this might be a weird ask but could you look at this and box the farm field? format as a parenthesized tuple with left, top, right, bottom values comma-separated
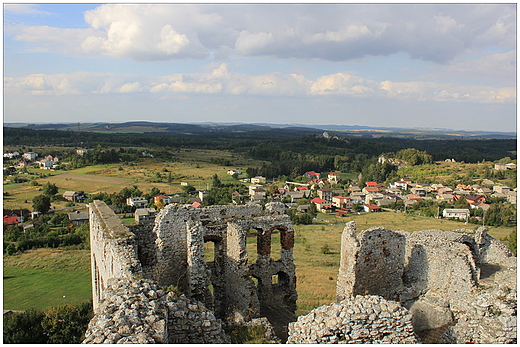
(3, 149, 262, 210)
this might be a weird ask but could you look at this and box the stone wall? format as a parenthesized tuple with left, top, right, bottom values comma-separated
(332, 222, 517, 344)
(87, 200, 297, 342)
(89, 200, 143, 312)
(287, 295, 418, 343)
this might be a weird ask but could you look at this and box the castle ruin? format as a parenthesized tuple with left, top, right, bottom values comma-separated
(85, 201, 516, 344)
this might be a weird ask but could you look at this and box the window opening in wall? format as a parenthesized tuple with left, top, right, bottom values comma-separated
(271, 229, 281, 259)
(246, 228, 260, 264)
(272, 274, 279, 285)
(204, 241, 216, 263)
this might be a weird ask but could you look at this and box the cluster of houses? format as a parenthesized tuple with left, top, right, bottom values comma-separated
(4, 149, 89, 171)
(241, 172, 517, 220)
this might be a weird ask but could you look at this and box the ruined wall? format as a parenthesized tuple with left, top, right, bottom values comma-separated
(88, 200, 297, 329)
(336, 223, 405, 302)
(89, 200, 142, 312)
(332, 222, 517, 344)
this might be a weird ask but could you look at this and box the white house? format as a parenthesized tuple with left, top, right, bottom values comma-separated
(442, 208, 470, 220)
(22, 152, 38, 161)
(3, 151, 20, 159)
(126, 197, 148, 208)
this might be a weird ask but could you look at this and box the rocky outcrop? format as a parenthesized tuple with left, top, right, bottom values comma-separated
(287, 295, 418, 344)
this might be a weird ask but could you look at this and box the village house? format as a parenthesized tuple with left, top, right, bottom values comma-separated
(22, 152, 38, 161)
(332, 196, 352, 210)
(410, 187, 427, 196)
(227, 169, 241, 175)
(126, 197, 148, 208)
(288, 191, 307, 203)
(506, 191, 517, 205)
(251, 176, 267, 184)
(349, 192, 366, 204)
(3, 215, 18, 225)
(348, 185, 361, 193)
(442, 208, 470, 220)
(307, 178, 328, 188)
(327, 173, 340, 184)
(3, 209, 30, 224)
(63, 191, 84, 202)
(481, 179, 495, 186)
(134, 208, 157, 225)
(495, 163, 517, 170)
(390, 180, 410, 190)
(76, 148, 88, 156)
(38, 159, 54, 169)
(437, 187, 454, 195)
(493, 185, 510, 194)
(310, 197, 328, 210)
(365, 192, 385, 204)
(363, 204, 381, 212)
(249, 184, 266, 202)
(470, 202, 491, 211)
(437, 193, 455, 203)
(317, 187, 333, 201)
(465, 194, 486, 204)
(3, 150, 20, 159)
(154, 195, 172, 206)
(477, 186, 493, 195)
(362, 186, 380, 195)
(68, 210, 89, 226)
(304, 171, 321, 179)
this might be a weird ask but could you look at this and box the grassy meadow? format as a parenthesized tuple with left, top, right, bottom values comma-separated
(3, 249, 92, 310)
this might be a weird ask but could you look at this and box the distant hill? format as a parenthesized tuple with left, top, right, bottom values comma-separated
(3, 121, 516, 139)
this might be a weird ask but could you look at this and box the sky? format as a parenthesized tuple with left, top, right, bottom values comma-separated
(3, 3, 517, 132)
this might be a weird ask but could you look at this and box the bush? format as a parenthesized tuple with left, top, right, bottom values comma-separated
(3, 309, 48, 343)
(41, 302, 93, 344)
(321, 244, 331, 254)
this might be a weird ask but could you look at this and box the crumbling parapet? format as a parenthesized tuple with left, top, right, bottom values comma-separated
(336, 223, 405, 302)
(332, 221, 516, 343)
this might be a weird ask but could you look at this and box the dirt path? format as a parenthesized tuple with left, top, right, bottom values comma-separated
(53, 173, 129, 184)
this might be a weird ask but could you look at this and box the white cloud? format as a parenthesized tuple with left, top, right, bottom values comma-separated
(6, 4, 515, 64)
(5, 65, 514, 104)
(4, 4, 52, 16)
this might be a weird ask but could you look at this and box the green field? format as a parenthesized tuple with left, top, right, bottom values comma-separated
(3, 249, 92, 310)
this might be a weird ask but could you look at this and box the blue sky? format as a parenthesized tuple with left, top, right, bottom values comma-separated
(3, 3, 516, 132)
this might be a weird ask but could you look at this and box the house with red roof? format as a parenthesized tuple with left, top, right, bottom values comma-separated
(304, 171, 321, 179)
(3, 215, 18, 225)
(363, 204, 381, 212)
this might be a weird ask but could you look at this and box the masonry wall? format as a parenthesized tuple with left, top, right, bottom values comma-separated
(89, 200, 297, 325)
(333, 222, 516, 343)
(89, 200, 142, 312)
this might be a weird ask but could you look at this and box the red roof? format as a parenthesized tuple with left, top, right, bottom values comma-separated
(192, 202, 201, 208)
(364, 204, 381, 210)
(366, 182, 378, 186)
(3, 216, 18, 225)
(311, 198, 326, 204)
(305, 171, 321, 178)
(296, 186, 309, 191)
(364, 187, 379, 192)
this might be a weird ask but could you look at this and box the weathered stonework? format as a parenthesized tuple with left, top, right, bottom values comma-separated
(287, 295, 418, 344)
(333, 222, 517, 344)
(88, 200, 515, 344)
(87, 200, 297, 343)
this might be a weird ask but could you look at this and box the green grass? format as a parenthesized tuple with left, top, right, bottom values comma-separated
(3, 249, 92, 310)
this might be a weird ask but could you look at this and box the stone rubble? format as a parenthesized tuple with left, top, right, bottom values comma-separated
(287, 295, 419, 344)
(82, 277, 230, 344)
